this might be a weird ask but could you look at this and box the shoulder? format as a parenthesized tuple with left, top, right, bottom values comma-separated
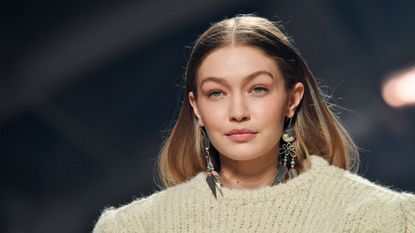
(310, 155, 415, 232)
(343, 172, 415, 232)
(310, 155, 412, 198)
(341, 181, 415, 232)
(92, 173, 206, 233)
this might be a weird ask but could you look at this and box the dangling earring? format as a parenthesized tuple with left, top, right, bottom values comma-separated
(201, 128, 223, 198)
(273, 117, 298, 185)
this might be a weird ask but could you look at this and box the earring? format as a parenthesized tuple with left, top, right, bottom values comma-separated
(273, 117, 298, 185)
(201, 128, 223, 198)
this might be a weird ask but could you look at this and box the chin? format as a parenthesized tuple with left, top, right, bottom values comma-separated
(219, 149, 265, 162)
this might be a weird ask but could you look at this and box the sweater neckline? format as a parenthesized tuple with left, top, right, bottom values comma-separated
(190, 155, 330, 205)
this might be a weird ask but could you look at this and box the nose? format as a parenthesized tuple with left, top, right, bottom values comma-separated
(228, 94, 251, 122)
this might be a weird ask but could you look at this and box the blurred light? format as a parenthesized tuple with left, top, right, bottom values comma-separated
(382, 66, 415, 108)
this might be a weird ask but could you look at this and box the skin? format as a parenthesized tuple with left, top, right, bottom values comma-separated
(189, 45, 304, 189)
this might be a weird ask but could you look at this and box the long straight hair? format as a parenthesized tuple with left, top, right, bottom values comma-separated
(158, 14, 359, 188)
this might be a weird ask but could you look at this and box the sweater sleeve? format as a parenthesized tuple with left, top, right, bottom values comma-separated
(93, 207, 118, 233)
(399, 192, 415, 233)
(92, 206, 146, 233)
(363, 191, 415, 233)
(344, 191, 415, 233)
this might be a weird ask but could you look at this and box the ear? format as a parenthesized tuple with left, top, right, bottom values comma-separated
(286, 82, 304, 118)
(188, 91, 204, 127)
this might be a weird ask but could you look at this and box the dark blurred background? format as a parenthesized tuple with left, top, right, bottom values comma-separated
(1, 1, 415, 232)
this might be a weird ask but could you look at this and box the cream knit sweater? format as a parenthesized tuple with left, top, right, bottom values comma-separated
(93, 155, 415, 232)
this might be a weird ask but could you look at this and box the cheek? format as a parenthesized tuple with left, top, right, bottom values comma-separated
(198, 102, 226, 129)
(252, 97, 286, 125)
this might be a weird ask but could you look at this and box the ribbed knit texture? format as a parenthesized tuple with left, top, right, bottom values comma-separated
(93, 155, 415, 233)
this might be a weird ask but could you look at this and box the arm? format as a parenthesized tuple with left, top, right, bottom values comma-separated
(399, 192, 415, 233)
(93, 206, 146, 233)
(349, 191, 415, 233)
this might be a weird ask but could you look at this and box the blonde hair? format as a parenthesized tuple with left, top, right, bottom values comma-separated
(158, 14, 359, 188)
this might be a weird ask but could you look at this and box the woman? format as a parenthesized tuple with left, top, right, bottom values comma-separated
(93, 15, 415, 232)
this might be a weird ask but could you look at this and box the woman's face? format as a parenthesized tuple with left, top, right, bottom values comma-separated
(189, 45, 303, 162)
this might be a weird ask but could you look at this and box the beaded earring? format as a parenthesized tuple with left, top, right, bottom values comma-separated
(273, 117, 298, 185)
(201, 128, 223, 198)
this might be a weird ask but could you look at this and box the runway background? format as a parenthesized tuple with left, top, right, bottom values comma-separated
(1, 1, 415, 232)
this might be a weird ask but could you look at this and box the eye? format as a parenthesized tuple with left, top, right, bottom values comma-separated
(207, 90, 224, 97)
(251, 86, 268, 94)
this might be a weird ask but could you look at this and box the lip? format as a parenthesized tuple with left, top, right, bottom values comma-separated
(226, 128, 257, 135)
(226, 128, 257, 142)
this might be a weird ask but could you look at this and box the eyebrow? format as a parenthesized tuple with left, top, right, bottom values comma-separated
(200, 70, 274, 87)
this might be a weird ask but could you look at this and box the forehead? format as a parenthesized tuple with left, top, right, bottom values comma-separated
(196, 45, 282, 84)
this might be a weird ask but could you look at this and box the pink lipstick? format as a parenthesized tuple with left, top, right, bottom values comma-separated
(225, 128, 257, 142)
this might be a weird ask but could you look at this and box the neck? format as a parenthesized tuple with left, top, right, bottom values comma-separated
(219, 149, 278, 189)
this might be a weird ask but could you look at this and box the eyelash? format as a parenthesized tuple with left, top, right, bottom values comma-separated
(206, 86, 269, 98)
(207, 90, 223, 97)
(251, 86, 268, 94)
